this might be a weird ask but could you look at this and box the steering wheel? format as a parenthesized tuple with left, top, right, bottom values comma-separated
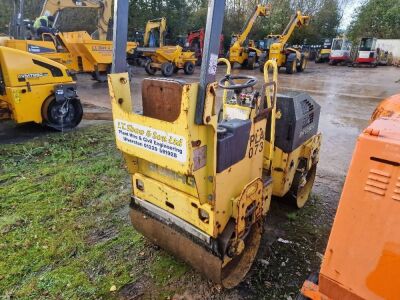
(218, 75, 258, 91)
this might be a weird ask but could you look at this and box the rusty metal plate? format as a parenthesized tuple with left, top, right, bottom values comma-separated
(142, 79, 183, 123)
(193, 145, 207, 171)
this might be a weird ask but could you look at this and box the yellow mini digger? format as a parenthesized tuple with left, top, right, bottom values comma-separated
(108, 0, 321, 287)
(0, 46, 82, 130)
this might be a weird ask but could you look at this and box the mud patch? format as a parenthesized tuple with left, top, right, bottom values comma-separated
(118, 277, 149, 300)
(86, 226, 119, 246)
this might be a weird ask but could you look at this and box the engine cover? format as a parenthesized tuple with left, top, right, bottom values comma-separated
(266, 91, 320, 153)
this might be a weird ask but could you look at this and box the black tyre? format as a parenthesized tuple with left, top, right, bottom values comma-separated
(285, 165, 317, 208)
(145, 61, 157, 75)
(247, 55, 256, 70)
(297, 56, 306, 72)
(183, 61, 195, 75)
(92, 64, 111, 83)
(42, 96, 83, 131)
(161, 62, 174, 77)
(285, 59, 296, 74)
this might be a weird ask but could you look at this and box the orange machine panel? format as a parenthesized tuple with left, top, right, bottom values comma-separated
(318, 115, 400, 300)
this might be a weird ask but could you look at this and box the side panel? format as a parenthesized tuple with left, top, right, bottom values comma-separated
(5, 39, 56, 53)
(0, 46, 72, 87)
(4, 85, 54, 123)
(60, 31, 137, 71)
(320, 124, 400, 299)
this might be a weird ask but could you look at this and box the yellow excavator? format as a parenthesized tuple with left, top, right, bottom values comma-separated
(108, 0, 321, 288)
(38, 0, 112, 40)
(6, 0, 112, 41)
(130, 18, 196, 77)
(258, 11, 310, 74)
(0, 46, 82, 130)
(143, 18, 167, 48)
(3, 0, 137, 82)
(228, 3, 271, 69)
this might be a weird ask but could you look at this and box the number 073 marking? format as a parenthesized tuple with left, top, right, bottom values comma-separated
(248, 128, 265, 158)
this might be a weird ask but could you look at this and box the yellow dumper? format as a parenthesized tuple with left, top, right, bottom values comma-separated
(130, 18, 196, 77)
(4, 32, 137, 82)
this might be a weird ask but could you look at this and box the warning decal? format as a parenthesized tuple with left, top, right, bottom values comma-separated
(115, 119, 187, 162)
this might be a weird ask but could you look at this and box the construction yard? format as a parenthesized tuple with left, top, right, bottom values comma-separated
(1, 63, 399, 299)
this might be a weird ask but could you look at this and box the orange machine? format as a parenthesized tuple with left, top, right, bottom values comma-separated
(300, 94, 400, 300)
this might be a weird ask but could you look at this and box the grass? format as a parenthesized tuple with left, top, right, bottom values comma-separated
(0, 124, 188, 299)
(0, 123, 337, 299)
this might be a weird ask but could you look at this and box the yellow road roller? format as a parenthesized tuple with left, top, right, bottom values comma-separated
(108, 0, 321, 287)
(0, 46, 82, 130)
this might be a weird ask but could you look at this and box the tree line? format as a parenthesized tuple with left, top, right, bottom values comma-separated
(0, 0, 399, 46)
(347, 0, 400, 40)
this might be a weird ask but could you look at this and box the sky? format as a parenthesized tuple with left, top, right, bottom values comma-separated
(340, 0, 363, 29)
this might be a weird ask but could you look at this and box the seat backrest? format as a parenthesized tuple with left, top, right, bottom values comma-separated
(142, 78, 184, 122)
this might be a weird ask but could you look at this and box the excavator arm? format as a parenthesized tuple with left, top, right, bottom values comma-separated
(278, 11, 310, 46)
(40, 0, 112, 40)
(143, 18, 167, 47)
(233, 4, 271, 47)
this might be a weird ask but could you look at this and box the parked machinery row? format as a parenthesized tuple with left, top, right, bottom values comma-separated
(2, 0, 314, 80)
(2, 0, 139, 83)
(312, 36, 393, 67)
(127, 3, 311, 77)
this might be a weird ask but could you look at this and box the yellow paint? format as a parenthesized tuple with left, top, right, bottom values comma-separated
(264, 134, 321, 197)
(108, 59, 276, 240)
(267, 11, 310, 69)
(228, 4, 272, 66)
(109, 55, 319, 258)
(143, 45, 196, 69)
(143, 18, 167, 47)
(133, 173, 214, 234)
(4, 31, 137, 75)
(0, 46, 74, 124)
